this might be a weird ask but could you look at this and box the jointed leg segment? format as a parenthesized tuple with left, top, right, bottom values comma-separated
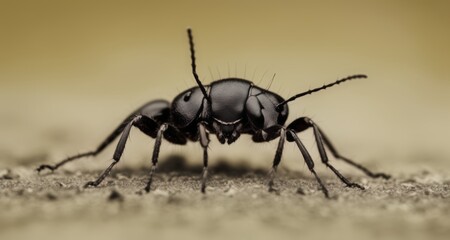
(36, 115, 136, 173)
(305, 118, 365, 189)
(144, 123, 168, 192)
(318, 128, 391, 179)
(288, 129, 330, 198)
(199, 124, 210, 193)
(278, 117, 390, 197)
(85, 115, 142, 188)
(268, 128, 286, 191)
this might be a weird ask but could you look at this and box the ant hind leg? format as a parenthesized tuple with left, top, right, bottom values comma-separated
(84, 115, 142, 188)
(36, 115, 136, 173)
(318, 126, 391, 179)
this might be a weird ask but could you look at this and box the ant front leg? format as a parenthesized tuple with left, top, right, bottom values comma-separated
(198, 124, 210, 193)
(85, 115, 143, 188)
(268, 128, 286, 192)
(286, 129, 330, 198)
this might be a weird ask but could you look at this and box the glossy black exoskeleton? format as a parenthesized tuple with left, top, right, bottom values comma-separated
(37, 29, 390, 198)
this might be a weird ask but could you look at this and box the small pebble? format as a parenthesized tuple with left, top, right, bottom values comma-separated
(225, 186, 237, 196)
(401, 183, 415, 188)
(46, 192, 58, 201)
(108, 189, 124, 202)
(296, 187, 305, 195)
(152, 189, 169, 197)
(116, 174, 128, 180)
(361, 178, 369, 185)
(268, 187, 280, 195)
(56, 182, 68, 188)
(0, 169, 9, 178)
(0, 169, 19, 180)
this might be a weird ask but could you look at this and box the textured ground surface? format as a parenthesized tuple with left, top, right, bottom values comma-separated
(0, 157, 449, 240)
(2, 2, 450, 239)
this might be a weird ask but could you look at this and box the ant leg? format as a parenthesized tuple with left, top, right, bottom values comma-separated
(268, 128, 286, 192)
(36, 115, 135, 173)
(287, 129, 330, 198)
(318, 127, 391, 179)
(36, 152, 96, 173)
(199, 124, 210, 193)
(288, 117, 365, 189)
(144, 124, 168, 192)
(309, 118, 365, 189)
(84, 116, 142, 188)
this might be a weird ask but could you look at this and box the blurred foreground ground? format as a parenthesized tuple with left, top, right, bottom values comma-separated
(0, 156, 449, 240)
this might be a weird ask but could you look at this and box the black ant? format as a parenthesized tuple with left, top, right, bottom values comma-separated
(37, 29, 390, 198)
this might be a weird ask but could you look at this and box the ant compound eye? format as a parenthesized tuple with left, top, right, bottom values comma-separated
(183, 91, 192, 101)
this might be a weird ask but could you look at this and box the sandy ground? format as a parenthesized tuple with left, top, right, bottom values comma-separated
(1, 2, 450, 239)
(0, 155, 449, 240)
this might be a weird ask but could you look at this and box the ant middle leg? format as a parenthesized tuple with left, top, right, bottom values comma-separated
(143, 124, 168, 192)
(268, 128, 286, 192)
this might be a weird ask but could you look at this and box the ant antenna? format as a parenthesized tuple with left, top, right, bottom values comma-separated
(187, 28, 209, 100)
(275, 74, 367, 111)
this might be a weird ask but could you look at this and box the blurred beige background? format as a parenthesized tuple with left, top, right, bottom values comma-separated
(0, 0, 449, 174)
